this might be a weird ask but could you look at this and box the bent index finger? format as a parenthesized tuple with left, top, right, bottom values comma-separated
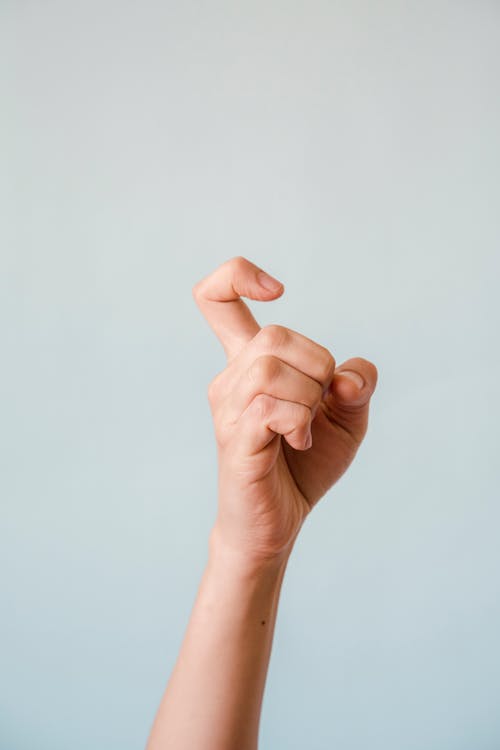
(192, 256, 284, 362)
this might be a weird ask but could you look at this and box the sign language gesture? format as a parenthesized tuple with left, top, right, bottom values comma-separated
(146, 256, 379, 749)
(193, 256, 378, 566)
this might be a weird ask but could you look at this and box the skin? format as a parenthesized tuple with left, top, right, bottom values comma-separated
(146, 256, 378, 749)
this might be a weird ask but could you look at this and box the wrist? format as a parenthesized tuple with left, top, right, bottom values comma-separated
(208, 524, 293, 579)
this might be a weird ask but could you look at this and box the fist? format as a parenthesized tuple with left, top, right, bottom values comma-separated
(193, 257, 378, 565)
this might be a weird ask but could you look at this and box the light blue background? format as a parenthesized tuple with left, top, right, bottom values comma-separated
(1, 2, 499, 748)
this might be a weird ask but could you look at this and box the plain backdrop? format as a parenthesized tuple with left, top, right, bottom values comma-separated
(1, 2, 499, 748)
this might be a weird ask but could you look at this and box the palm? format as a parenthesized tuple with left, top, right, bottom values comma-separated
(221, 395, 367, 558)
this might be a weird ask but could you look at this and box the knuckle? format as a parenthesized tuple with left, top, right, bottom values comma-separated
(258, 324, 288, 350)
(229, 255, 248, 273)
(251, 393, 275, 419)
(249, 354, 281, 385)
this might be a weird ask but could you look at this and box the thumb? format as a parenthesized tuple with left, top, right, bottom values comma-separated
(322, 357, 379, 444)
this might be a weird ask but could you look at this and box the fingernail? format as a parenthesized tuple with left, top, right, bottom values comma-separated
(338, 370, 365, 390)
(304, 429, 313, 449)
(257, 270, 283, 292)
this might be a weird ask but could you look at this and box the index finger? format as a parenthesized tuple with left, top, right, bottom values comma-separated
(192, 256, 285, 361)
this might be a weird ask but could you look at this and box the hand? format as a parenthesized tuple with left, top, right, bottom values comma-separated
(193, 256, 378, 566)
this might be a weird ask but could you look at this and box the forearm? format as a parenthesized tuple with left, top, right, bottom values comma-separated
(146, 530, 291, 750)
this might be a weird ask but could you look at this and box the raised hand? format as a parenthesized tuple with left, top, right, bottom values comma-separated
(193, 256, 378, 566)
